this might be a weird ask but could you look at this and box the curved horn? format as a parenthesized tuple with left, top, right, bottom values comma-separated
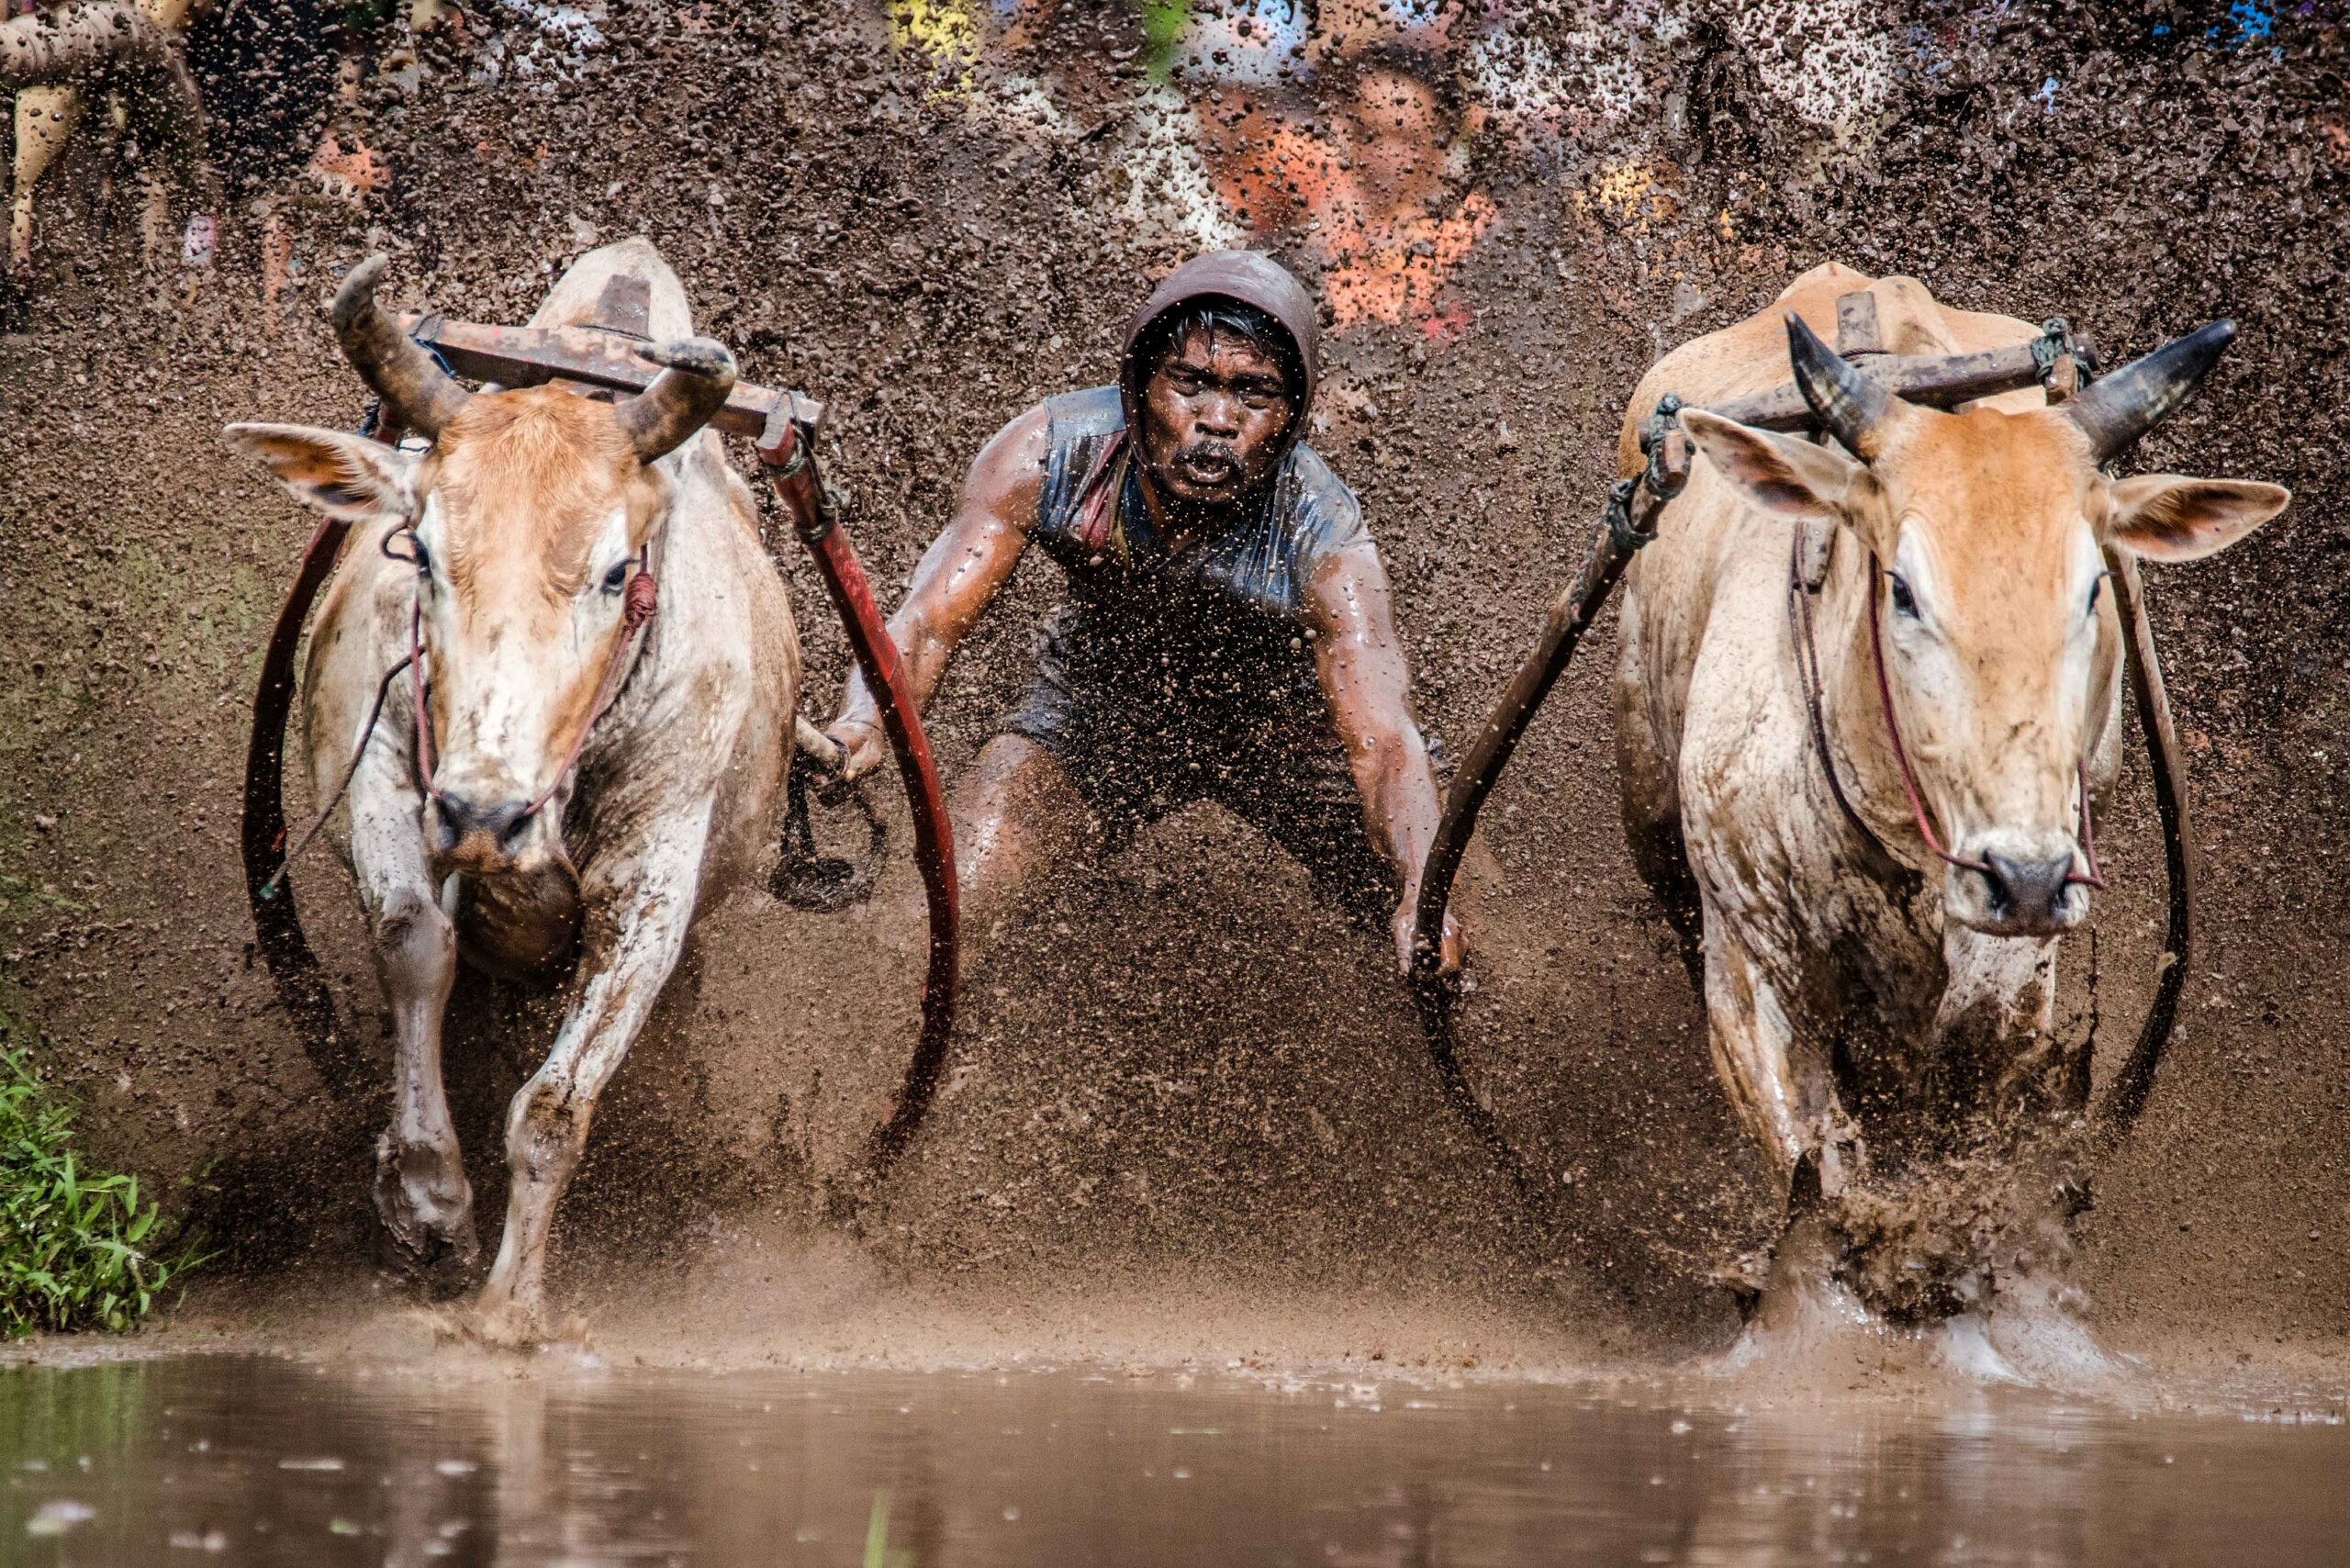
(616, 338, 737, 464)
(2065, 319, 2235, 464)
(330, 254, 471, 438)
(1786, 311, 1891, 461)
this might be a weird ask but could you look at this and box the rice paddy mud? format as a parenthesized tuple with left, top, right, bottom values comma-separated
(1, 1, 2347, 1561)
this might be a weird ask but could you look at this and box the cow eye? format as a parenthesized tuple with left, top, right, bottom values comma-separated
(1886, 572, 1919, 619)
(2087, 571, 2108, 615)
(601, 560, 629, 595)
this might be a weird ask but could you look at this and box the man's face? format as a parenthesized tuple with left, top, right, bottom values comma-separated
(1137, 324, 1294, 510)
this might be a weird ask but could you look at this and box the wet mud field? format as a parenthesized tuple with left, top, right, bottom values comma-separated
(3, 0, 2350, 1558)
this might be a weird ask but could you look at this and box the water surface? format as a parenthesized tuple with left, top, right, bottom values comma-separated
(2, 1352, 2345, 1564)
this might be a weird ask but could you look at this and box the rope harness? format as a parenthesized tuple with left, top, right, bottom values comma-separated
(1786, 525, 2106, 891)
(261, 524, 659, 895)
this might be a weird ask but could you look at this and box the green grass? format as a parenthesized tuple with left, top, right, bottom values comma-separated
(0, 1043, 205, 1335)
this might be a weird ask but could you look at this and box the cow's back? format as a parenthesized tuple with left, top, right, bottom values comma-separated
(1611, 263, 2042, 856)
(531, 235, 699, 339)
(1614, 262, 2044, 478)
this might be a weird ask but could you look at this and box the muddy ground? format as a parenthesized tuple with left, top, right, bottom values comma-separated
(0, 0, 2344, 1361)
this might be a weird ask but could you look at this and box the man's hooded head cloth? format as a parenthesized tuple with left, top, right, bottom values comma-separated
(1116, 250, 1321, 468)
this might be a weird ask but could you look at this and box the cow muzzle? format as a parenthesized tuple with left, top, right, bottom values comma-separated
(1945, 827, 2090, 938)
(427, 781, 558, 879)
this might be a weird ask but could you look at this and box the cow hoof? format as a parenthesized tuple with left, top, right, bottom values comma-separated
(462, 1296, 550, 1351)
(373, 1136, 479, 1292)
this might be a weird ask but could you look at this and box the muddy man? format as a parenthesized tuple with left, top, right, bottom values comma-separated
(823, 251, 1460, 976)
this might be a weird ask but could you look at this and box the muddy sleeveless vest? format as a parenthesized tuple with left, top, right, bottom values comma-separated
(1024, 385, 1370, 743)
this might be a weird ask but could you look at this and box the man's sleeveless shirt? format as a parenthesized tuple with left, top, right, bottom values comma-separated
(1015, 385, 1370, 747)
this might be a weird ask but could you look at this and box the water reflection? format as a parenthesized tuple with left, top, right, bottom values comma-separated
(0, 1354, 2344, 1564)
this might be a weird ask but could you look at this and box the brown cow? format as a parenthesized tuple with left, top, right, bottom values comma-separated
(229, 239, 800, 1344)
(1615, 263, 2288, 1366)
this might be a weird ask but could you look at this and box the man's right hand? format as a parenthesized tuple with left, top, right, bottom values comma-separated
(822, 717, 889, 783)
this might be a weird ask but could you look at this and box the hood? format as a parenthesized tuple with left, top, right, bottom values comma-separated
(1118, 251, 1320, 467)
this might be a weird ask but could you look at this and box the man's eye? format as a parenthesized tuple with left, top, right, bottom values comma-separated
(1887, 573, 1919, 619)
(602, 561, 629, 595)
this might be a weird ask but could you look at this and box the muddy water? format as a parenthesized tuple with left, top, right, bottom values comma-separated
(2, 1354, 2346, 1566)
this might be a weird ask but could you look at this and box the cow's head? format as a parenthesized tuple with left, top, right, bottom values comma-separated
(1682, 315, 2288, 938)
(230, 255, 735, 880)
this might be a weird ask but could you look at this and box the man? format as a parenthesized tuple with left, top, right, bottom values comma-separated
(823, 251, 1460, 976)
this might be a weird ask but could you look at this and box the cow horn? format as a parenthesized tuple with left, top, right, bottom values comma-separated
(1785, 311, 1891, 461)
(616, 338, 737, 464)
(330, 254, 471, 438)
(2065, 319, 2235, 464)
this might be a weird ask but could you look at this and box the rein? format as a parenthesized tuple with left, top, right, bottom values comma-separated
(1789, 529, 2106, 892)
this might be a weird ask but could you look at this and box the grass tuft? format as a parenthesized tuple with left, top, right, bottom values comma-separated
(0, 1042, 205, 1335)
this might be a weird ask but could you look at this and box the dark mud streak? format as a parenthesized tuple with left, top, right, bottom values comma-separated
(0, 2, 2341, 1355)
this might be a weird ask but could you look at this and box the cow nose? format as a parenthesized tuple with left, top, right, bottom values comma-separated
(1979, 850, 2075, 926)
(435, 792, 531, 853)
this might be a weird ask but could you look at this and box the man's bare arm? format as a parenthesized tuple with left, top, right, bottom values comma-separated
(825, 403, 1052, 777)
(1305, 542, 1461, 977)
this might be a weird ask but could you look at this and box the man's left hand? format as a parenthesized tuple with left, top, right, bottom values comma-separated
(1392, 896, 1463, 980)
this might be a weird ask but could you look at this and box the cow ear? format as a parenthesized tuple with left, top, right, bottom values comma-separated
(1679, 409, 1866, 526)
(226, 422, 420, 522)
(2098, 473, 2289, 563)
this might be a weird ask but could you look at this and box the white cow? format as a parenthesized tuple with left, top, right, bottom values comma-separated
(230, 239, 800, 1343)
(1615, 263, 2288, 1334)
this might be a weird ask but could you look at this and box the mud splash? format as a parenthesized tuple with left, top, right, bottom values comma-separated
(0, 0, 2343, 1370)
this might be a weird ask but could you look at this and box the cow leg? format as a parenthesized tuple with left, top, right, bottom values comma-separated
(347, 774, 478, 1281)
(1702, 916, 1862, 1301)
(1704, 920, 1826, 1189)
(469, 826, 705, 1347)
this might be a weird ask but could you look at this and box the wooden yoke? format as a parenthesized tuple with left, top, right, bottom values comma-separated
(395, 278, 824, 446)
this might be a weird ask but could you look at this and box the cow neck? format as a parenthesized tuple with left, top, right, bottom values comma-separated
(408, 523, 666, 825)
(1789, 521, 2105, 891)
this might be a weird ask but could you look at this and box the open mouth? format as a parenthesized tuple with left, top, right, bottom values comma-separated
(1178, 449, 1237, 486)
